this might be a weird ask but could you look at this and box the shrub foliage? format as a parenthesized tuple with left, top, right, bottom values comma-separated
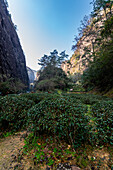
(0, 93, 113, 148)
(0, 95, 34, 131)
(90, 100, 113, 145)
(27, 97, 89, 148)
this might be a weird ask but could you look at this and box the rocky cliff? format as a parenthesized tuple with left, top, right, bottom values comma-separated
(27, 67, 35, 84)
(0, 0, 29, 87)
(27, 66, 39, 84)
(62, 6, 113, 75)
(61, 19, 99, 75)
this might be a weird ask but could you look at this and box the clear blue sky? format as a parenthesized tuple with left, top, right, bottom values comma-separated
(7, 0, 92, 70)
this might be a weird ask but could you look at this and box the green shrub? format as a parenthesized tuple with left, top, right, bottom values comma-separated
(0, 78, 27, 95)
(64, 93, 111, 105)
(35, 78, 68, 91)
(0, 96, 35, 132)
(63, 94, 97, 105)
(21, 93, 61, 104)
(90, 100, 113, 145)
(0, 92, 112, 148)
(21, 93, 44, 104)
(27, 97, 89, 148)
(70, 84, 85, 92)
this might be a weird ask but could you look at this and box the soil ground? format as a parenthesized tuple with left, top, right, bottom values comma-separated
(0, 131, 112, 170)
(0, 131, 35, 170)
(0, 132, 80, 170)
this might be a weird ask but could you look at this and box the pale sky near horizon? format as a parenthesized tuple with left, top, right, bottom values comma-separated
(7, 0, 93, 71)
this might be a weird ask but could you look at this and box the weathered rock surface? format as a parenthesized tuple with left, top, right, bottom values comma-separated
(27, 66, 35, 83)
(62, 8, 113, 75)
(27, 66, 39, 84)
(0, 0, 29, 86)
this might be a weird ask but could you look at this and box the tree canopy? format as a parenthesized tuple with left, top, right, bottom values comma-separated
(38, 49, 68, 68)
(35, 50, 69, 91)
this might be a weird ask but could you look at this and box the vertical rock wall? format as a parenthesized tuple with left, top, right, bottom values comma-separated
(0, 0, 29, 87)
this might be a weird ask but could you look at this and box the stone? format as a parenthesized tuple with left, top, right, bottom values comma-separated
(27, 67, 35, 84)
(71, 165, 81, 170)
(0, 0, 29, 87)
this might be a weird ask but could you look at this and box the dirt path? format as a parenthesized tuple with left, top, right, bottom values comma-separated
(0, 131, 34, 170)
(0, 132, 81, 170)
(0, 132, 112, 170)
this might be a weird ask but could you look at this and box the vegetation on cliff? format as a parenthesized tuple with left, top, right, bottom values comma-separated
(82, 12, 113, 92)
(0, 0, 29, 95)
(64, 0, 113, 94)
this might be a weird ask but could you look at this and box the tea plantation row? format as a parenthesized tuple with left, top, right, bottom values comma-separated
(0, 93, 113, 148)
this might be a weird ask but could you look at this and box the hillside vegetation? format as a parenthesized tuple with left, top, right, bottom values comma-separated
(62, 0, 113, 96)
(0, 93, 113, 169)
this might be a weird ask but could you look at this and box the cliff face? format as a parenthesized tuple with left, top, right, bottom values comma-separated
(62, 7, 113, 75)
(27, 67, 39, 84)
(27, 67, 35, 84)
(61, 50, 83, 75)
(0, 0, 29, 86)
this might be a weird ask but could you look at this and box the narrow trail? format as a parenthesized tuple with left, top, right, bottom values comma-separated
(0, 131, 34, 170)
(0, 132, 81, 170)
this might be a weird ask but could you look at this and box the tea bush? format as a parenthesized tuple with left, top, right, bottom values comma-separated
(27, 97, 89, 148)
(90, 100, 113, 145)
(64, 93, 111, 105)
(0, 96, 35, 132)
(0, 92, 112, 148)
(21, 93, 45, 104)
(21, 93, 60, 104)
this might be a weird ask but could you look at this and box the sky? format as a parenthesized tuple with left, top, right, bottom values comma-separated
(7, 0, 93, 70)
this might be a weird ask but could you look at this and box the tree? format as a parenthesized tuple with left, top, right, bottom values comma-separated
(36, 50, 69, 91)
(72, 14, 99, 68)
(38, 49, 68, 68)
(82, 15, 113, 92)
(101, 15, 113, 38)
(72, 15, 90, 51)
(91, 0, 113, 19)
